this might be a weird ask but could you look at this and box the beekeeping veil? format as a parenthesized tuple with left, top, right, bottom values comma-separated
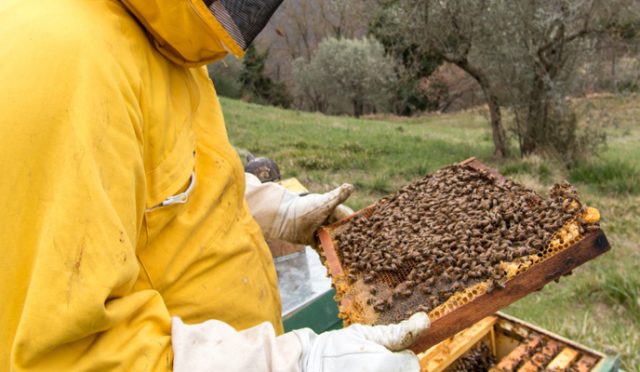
(121, 0, 284, 66)
(204, 0, 282, 52)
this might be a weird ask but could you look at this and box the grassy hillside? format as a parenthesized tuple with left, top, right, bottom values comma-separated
(222, 95, 640, 370)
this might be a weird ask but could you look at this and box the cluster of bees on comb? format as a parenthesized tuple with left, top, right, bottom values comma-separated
(333, 164, 599, 318)
(448, 341, 495, 371)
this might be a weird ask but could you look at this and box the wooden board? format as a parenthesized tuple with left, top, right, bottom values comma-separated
(546, 348, 580, 370)
(316, 157, 612, 353)
(418, 316, 497, 372)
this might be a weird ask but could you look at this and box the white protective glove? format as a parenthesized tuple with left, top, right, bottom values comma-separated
(171, 312, 430, 372)
(245, 173, 354, 245)
(296, 312, 430, 372)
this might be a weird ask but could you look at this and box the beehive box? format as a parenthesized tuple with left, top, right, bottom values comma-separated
(418, 313, 616, 372)
(317, 158, 611, 352)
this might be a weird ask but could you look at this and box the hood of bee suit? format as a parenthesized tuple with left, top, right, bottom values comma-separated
(120, 0, 284, 66)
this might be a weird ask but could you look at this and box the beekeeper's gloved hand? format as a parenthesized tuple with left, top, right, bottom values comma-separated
(172, 312, 430, 372)
(297, 312, 430, 371)
(245, 172, 354, 245)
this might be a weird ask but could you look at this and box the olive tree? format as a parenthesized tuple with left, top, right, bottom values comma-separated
(379, 0, 636, 161)
(255, 0, 373, 86)
(293, 37, 396, 117)
(496, 1, 636, 157)
(380, 0, 509, 158)
(369, 5, 443, 115)
(291, 58, 329, 112)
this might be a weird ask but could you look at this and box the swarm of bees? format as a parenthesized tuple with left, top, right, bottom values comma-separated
(334, 164, 596, 317)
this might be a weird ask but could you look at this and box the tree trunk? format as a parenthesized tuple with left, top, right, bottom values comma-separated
(353, 99, 363, 118)
(521, 74, 548, 156)
(457, 60, 508, 158)
(611, 44, 617, 92)
(485, 90, 508, 159)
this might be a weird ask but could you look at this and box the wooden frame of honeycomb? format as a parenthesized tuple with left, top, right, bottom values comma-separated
(317, 158, 611, 352)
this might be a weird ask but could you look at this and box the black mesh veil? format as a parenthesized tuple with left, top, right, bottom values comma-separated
(204, 0, 284, 51)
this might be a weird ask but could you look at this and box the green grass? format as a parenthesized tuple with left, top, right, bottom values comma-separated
(570, 159, 640, 195)
(222, 94, 640, 370)
(500, 158, 556, 185)
(223, 98, 493, 209)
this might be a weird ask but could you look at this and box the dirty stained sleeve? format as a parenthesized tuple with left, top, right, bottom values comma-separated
(0, 32, 172, 371)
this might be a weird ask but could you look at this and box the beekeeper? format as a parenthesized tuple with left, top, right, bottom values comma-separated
(0, 0, 430, 370)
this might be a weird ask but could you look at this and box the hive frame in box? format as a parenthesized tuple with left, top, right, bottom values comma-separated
(316, 157, 611, 353)
(417, 312, 619, 372)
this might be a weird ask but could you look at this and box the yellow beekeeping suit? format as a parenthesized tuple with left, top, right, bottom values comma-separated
(0, 0, 282, 370)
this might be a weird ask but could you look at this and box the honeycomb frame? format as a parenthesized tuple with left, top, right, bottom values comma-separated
(316, 157, 611, 350)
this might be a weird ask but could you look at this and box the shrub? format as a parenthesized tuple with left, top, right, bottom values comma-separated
(293, 37, 397, 117)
